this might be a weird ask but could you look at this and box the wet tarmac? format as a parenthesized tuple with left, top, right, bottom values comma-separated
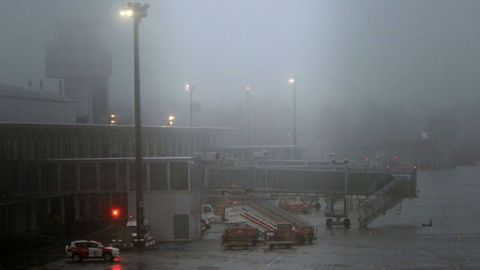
(33, 167, 480, 269)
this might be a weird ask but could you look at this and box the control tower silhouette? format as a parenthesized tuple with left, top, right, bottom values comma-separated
(45, 22, 112, 124)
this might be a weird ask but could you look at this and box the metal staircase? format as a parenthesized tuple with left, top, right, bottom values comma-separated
(225, 205, 278, 233)
(357, 173, 417, 228)
(251, 200, 310, 226)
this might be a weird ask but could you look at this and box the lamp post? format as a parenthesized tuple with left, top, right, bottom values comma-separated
(288, 77, 297, 145)
(120, 2, 149, 246)
(167, 114, 176, 127)
(185, 83, 194, 126)
(245, 85, 252, 145)
(109, 113, 117, 125)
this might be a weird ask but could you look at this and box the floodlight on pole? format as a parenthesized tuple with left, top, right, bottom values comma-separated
(167, 114, 176, 127)
(185, 83, 194, 126)
(245, 85, 252, 145)
(109, 113, 117, 125)
(120, 1, 149, 247)
(288, 77, 297, 145)
(120, 9, 134, 17)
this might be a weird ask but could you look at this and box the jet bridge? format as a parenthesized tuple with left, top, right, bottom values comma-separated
(205, 166, 403, 195)
(204, 163, 417, 227)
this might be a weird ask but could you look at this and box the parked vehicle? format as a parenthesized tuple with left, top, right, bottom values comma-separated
(221, 223, 258, 249)
(278, 198, 311, 214)
(312, 200, 321, 210)
(294, 224, 316, 244)
(65, 240, 119, 262)
(201, 218, 211, 232)
(265, 222, 296, 249)
(201, 204, 222, 223)
(110, 218, 155, 249)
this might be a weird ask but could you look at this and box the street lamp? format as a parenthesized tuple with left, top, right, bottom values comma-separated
(109, 113, 117, 125)
(185, 83, 195, 126)
(120, 2, 149, 246)
(288, 77, 297, 145)
(167, 114, 176, 127)
(119, 8, 134, 17)
(245, 85, 252, 145)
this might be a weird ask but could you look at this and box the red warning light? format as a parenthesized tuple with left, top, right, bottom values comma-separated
(111, 208, 120, 218)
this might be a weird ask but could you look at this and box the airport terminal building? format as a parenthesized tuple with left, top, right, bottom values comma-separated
(0, 123, 230, 241)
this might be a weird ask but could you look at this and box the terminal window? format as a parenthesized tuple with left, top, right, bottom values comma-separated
(170, 162, 188, 191)
(150, 162, 167, 190)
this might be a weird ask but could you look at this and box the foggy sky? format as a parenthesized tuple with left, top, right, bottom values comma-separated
(1, 0, 480, 132)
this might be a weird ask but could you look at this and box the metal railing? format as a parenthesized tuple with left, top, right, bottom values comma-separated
(357, 174, 417, 228)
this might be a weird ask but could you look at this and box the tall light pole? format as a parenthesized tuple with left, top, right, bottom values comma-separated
(288, 77, 297, 145)
(245, 85, 252, 145)
(185, 83, 194, 126)
(120, 2, 149, 245)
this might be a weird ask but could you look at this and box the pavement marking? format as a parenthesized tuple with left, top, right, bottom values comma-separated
(265, 255, 283, 268)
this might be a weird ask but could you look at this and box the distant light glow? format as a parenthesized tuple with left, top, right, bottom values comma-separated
(120, 9, 134, 17)
(245, 85, 251, 91)
(185, 83, 191, 91)
(288, 78, 295, 84)
(167, 114, 176, 127)
(110, 113, 117, 125)
(111, 208, 120, 218)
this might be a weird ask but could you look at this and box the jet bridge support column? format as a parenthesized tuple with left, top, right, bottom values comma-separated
(325, 161, 351, 229)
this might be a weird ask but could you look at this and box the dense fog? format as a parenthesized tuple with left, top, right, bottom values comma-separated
(1, 0, 480, 162)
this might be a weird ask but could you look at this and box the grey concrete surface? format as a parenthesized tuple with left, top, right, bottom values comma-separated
(35, 167, 480, 269)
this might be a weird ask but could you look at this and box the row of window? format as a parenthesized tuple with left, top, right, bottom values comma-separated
(222, 147, 304, 161)
(0, 160, 202, 193)
(206, 168, 393, 194)
(0, 135, 215, 160)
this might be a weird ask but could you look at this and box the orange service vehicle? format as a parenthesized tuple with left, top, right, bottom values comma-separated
(278, 198, 311, 214)
(294, 224, 316, 244)
(265, 222, 296, 249)
(221, 223, 258, 249)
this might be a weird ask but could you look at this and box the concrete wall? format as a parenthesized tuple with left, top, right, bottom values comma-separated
(128, 191, 201, 242)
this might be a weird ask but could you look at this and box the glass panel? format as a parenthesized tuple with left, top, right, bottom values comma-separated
(170, 162, 188, 191)
(60, 163, 77, 190)
(128, 163, 146, 191)
(118, 163, 127, 190)
(99, 163, 116, 190)
(79, 163, 97, 190)
(41, 163, 58, 191)
(25, 163, 39, 191)
(150, 162, 167, 190)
